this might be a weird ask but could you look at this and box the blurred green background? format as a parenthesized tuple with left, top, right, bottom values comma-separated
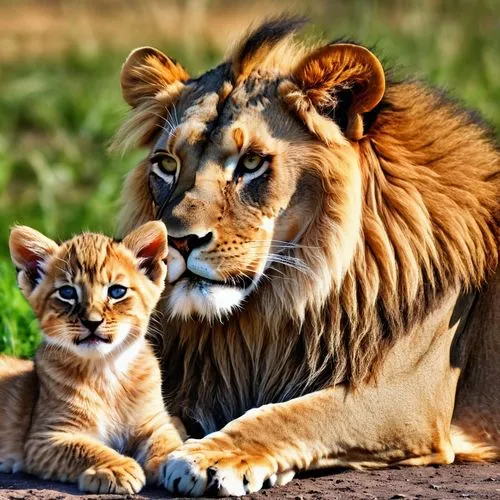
(0, 0, 499, 357)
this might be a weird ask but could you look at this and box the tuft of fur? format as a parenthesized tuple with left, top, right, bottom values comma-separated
(451, 425, 499, 462)
(230, 15, 307, 82)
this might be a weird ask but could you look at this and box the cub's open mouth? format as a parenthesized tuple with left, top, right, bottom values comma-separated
(177, 270, 254, 290)
(75, 333, 111, 346)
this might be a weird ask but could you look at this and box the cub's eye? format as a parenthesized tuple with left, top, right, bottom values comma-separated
(58, 285, 77, 301)
(240, 153, 265, 172)
(151, 152, 178, 175)
(108, 284, 127, 300)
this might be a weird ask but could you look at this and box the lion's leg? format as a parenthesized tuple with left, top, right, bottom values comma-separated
(160, 293, 464, 497)
(452, 269, 500, 461)
(161, 380, 456, 496)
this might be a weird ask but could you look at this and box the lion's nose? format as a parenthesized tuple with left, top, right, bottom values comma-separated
(168, 232, 213, 259)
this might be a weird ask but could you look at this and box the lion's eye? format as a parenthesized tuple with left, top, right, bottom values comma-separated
(151, 153, 178, 175)
(240, 153, 265, 172)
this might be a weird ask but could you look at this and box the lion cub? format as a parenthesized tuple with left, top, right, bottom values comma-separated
(0, 221, 183, 494)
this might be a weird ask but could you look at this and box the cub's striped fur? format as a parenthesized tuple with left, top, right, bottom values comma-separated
(0, 221, 184, 494)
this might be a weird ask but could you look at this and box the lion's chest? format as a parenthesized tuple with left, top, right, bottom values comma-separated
(160, 324, 330, 437)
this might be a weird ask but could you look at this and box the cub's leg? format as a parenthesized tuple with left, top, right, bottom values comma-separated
(135, 413, 186, 484)
(24, 432, 145, 494)
(0, 356, 36, 474)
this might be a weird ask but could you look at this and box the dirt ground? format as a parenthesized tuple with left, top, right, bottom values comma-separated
(1, 464, 499, 499)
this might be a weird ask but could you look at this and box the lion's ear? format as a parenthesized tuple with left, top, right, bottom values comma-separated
(283, 43, 385, 141)
(120, 47, 190, 108)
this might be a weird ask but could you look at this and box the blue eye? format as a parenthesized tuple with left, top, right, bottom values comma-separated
(108, 284, 127, 300)
(58, 285, 77, 300)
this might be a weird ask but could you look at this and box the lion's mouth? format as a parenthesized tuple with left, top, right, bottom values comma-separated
(166, 261, 256, 318)
(167, 246, 256, 291)
(176, 270, 254, 290)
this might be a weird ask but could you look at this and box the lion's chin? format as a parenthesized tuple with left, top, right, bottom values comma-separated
(167, 278, 247, 321)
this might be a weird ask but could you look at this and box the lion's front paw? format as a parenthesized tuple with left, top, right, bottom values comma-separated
(78, 457, 146, 494)
(160, 439, 294, 497)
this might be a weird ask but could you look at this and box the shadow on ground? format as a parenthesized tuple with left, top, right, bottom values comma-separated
(0, 463, 499, 499)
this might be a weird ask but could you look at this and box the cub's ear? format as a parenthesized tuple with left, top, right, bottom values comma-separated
(9, 226, 59, 296)
(281, 43, 385, 142)
(120, 47, 190, 108)
(122, 221, 168, 284)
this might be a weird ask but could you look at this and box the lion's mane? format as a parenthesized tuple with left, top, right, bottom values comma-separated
(116, 26, 499, 434)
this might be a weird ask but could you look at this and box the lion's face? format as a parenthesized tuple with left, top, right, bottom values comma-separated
(117, 29, 385, 319)
(150, 75, 323, 318)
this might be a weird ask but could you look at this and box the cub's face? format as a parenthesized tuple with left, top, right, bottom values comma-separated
(118, 26, 385, 320)
(9, 222, 167, 359)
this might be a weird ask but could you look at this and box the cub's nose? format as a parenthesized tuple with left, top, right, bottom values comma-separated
(168, 232, 213, 259)
(80, 318, 103, 333)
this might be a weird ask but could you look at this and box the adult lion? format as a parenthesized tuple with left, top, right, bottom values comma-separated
(115, 17, 499, 496)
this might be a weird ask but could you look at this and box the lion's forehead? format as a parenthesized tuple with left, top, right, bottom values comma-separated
(171, 71, 281, 152)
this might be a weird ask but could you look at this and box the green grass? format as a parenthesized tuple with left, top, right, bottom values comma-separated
(0, 261, 41, 356)
(0, 51, 150, 249)
(1, 0, 499, 358)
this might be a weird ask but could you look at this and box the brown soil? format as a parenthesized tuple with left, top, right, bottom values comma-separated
(1, 464, 499, 499)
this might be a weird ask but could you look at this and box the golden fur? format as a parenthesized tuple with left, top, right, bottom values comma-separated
(0, 356, 36, 474)
(0, 222, 184, 494)
(115, 17, 499, 496)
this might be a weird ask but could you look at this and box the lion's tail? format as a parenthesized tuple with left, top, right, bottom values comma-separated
(451, 424, 499, 462)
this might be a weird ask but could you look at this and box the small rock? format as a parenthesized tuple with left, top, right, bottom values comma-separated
(430, 484, 441, 490)
(390, 495, 407, 499)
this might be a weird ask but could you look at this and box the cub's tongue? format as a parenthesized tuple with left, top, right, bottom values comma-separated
(167, 246, 186, 283)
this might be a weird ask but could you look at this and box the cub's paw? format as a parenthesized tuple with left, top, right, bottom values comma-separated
(0, 456, 24, 473)
(78, 458, 146, 494)
(160, 439, 294, 497)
